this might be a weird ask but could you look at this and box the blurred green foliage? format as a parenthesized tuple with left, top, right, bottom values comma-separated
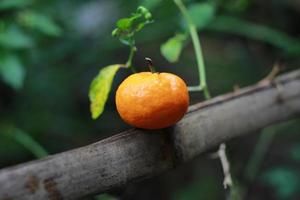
(207, 15, 300, 55)
(262, 168, 300, 199)
(0, 0, 300, 199)
(18, 11, 62, 36)
(0, 0, 61, 89)
(1, 125, 48, 158)
(186, 2, 216, 30)
(174, 174, 220, 200)
(0, 0, 33, 10)
(0, 53, 25, 89)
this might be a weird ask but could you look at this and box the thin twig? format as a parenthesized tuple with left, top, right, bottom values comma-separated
(259, 62, 283, 84)
(188, 85, 203, 92)
(125, 45, 137, 73)
(218, 143, 233, 189)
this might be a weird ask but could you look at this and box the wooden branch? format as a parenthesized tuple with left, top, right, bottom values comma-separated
(0, 69, 300, 200)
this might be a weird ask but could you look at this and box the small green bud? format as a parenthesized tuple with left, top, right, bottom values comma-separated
(112, 29, 118, 36)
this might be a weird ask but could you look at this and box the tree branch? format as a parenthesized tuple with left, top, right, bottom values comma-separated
(0, 69, 299, 200)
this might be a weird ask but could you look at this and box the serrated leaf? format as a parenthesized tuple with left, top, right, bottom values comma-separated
(89, 65, 121, 119)
(161, 33, 187, 63)
(187, 3, 216, 29)
(0, 54, 25, 89)
(0, 25, 33, 49)
(0, 0, 33, 10)
(18, 11, 62, 36)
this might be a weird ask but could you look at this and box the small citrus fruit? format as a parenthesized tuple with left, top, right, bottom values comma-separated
(115, 72, 189, 129)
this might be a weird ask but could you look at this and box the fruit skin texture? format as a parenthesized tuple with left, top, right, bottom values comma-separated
(116, 72, 189, 129)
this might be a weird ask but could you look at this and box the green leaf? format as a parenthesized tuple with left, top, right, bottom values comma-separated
(0, 0, 33, 10)
(0, 54, 25, 89)
(112, 6, 153, 46)
(262, 167, 300, 199)
(116, 18, 133, 30)
(89, 65, 121, 119)
(160, 33, 187, 63)
(187, 3, 216, 29)
(18, 11, 62, 36)
(0, 25, 33, 49)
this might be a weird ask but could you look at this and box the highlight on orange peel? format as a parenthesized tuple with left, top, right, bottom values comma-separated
(115, 71, 189, 129)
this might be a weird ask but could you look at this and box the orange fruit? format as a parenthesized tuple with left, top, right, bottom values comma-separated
(115, 72, 189, 129)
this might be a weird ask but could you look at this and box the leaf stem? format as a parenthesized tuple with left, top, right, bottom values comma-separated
(174, 0, 211, 99)
(188, 85, 203, 92)
(126, 45, 137, 73)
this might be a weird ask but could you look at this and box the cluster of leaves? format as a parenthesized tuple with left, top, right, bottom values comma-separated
(112, 6, 153, 46)
(0, 0, 61, 90)
(89, 6, 153, 119)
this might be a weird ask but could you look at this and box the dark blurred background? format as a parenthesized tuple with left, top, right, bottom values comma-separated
(0, 0, 300, 199)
